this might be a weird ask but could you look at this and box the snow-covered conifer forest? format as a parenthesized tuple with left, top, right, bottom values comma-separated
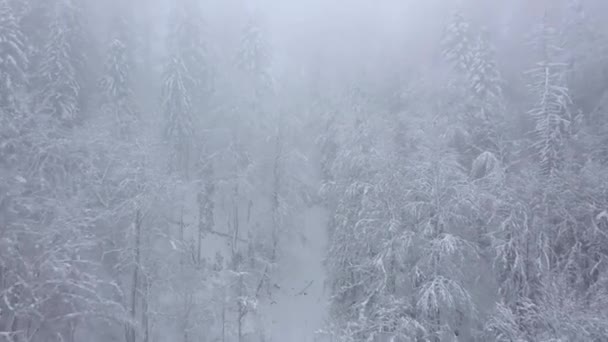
(2, 0, 608, 341)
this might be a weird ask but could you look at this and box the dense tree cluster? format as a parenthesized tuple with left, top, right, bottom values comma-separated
(321, 2, 608, 342)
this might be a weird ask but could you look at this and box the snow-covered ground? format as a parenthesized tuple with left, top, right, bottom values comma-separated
(261, 205, 331, 342)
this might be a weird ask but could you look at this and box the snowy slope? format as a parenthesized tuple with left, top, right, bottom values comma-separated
(261, 205, 331, 342)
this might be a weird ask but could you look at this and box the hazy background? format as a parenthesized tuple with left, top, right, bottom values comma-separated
(2, 0, 608, 341)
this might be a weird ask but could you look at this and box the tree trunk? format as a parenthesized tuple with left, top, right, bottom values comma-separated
(231, 184, 245, 342)
(127, 209, 143, 342)
(142, 274, 150, 342)
(197, 206, 203, 264)
(221, 295, 226, 342)
(270, 131, 282, 262)
(237, 274, 244, 342)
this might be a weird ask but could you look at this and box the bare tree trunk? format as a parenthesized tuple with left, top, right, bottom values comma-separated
(221, 294, 226, 342)
(141, 274, 150, 342)
(179, 206, 185, 243)
(196, 161, 215, 265)
(270, 131, 282, 262)
(237, 275, 244, 342)
(68, 321, 76, 342)
(230, 184, 245, 342)
(387, 252, 396, 295)
(197, 212, 203, 264)
(9, 316, 19, 342)
(434, 307, 441, 342)
(183, 294, 190, 342)
(177, 205, 190, 342)
(127, 209, 143, 342)
(232, 185, 240, 261)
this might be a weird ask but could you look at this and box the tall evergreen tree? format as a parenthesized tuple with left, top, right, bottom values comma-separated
(442, 9, 474, 76)
(526, 14, 574, 177)
(36, 0, 86, 125)
(442, 10, 506, 165)
(100, 35, 137, 137)
(236, 14, 272, 106)
(162, 0, 208, 177)
(468, 30, 504, 117)
(162, 55, 194, 176)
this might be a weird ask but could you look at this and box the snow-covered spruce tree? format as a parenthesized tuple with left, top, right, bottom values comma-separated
(402, 136, 481, 342)
(0, 124, 139, 341)
(525, 15, 574, 177)
(325, 117, 393, 340)
(442, 10, 504, 116)
(1, 3, 132, 336)
(394, 78, 488, 340)
(96, 9, 162, 342)
(36, 0, 86, 126)
(485, 175, 545, 341)
(442, 8, 504, 108)
(540, 162, 608, 340)
(486, 161, 608, 341)
(169, 0, 209, 93)
(1, 5, 115, 340)
(99, 15, 138, 138)
(162, 55, 194, 178)
(468, 30, 504, 119)
(0, 0, 27, 111)
(440, 16, 500, 203)
(442, 9, 474, 76)
(88, 116, 155, 342)
(162, 0, 209, 177)
(442, 9, 505, 162)
(236, 14, 272, 107)
(322, 111, 427, 341)
(485, 16, 608, 334)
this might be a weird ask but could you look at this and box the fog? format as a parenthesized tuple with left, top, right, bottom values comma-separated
(2, 0, 608, 341)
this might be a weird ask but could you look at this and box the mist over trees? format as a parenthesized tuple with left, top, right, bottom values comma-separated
(1, 0, 608, 341)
